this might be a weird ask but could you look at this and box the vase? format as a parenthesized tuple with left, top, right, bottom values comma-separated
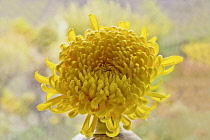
(72, 120, 142, 140)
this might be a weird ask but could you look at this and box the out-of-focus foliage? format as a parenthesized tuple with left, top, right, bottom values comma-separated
(12, 18, 36, 39)
(57, 0, 171, 37)
(133, 102, 210, 140)
(1, 88, 35, 116)
(182, 42, 210, 66)
(0, 0, 210, 139)
(34, 26, 58, 52)
(0, 23, 31, 85)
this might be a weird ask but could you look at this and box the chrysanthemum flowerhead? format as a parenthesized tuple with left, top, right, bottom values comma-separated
(35, 14, 183, 138)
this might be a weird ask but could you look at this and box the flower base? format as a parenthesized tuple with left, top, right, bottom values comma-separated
(72, 121, 141, 140)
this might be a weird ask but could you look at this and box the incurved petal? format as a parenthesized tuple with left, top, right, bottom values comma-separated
(122, 115, 131, 130)
(150, 79, 162, 91)
(45, 58, 56, 70)
(162, 65, 175, 75)
(41, 84, 57, 93)
(150, 101, 157, 110)
(34, 71, 49, 85)
(106, 118, 115, 132)
(67, 28, 76, 42)
(124, 105, 137, 114)
(106, 124, 120, 137)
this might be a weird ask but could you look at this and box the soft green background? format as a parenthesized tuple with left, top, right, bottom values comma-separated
(0, 0, 210, 140)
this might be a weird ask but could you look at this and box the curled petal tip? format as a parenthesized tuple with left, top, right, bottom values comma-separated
(34, 71, 49, 85)
(68, 28, 76, 42)
(45, 58, 56, 70)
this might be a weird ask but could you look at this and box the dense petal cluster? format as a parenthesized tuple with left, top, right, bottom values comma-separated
(35, 14, 183, 138)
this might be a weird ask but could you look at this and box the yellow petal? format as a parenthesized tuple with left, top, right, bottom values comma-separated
(84, 101, 92, 114)
(125, 21, 130, 30)
(36, 95, 65, 111)
(46, 92, 57, 101)
(78, 103, 86, 114)
(126, 113, 136, 120)
(150, 68, 158, 81)
(157, 66, 165, 76)
(68, 108, 78, 118)
(118, 21, 130, 30)
(91, 97, 101, 109)
(150, 79, 162, 91)
(89, 14, 99, 31)
(49, 75, 55, 88)
(154, 55, 163, 68)
(122, 115, 131, 130)
(106, 124, 120, 137)
(41, 84, 57, 93)
(150, 101, 157, 110)
(36, 102, 51, 111)
(99, 26, 104, 30)
(86, 115, 98, 138)
(162, 65, 175, 75)
(77, 35, 84, 39)
(151, 97, 161, 102)
(139, 96, 149, 104)
(135, 107, 149, 119)
(152, 43, 159, 56)
(138, 115, 148, 120)
(49, 105, 73, 114)
(136, 106, 147, 114)
(34, 71, 49, 85)
(151, 94, 170, 102)
(95, 109, 107, 118)
(81, 114, 91, 135)
(124, 105, 137, 114)
(59, 44, 66, 50)
(146, 92, 168, 98)
(149, 36, 158, 43)
(141, 27, 147, 39)
(162, 56, 183, 66)
(106, 118, 115, 132)
(45, 58, 56, 70)
(55, 80, 65, 94)
(67, 28, 76, 42)
(100, 115, 111, 123)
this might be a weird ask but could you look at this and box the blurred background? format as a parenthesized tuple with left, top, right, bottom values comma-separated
(0, 0, 210, 140)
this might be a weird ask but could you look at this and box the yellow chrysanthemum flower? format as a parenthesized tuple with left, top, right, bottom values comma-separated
(35, 14, 183, 138)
